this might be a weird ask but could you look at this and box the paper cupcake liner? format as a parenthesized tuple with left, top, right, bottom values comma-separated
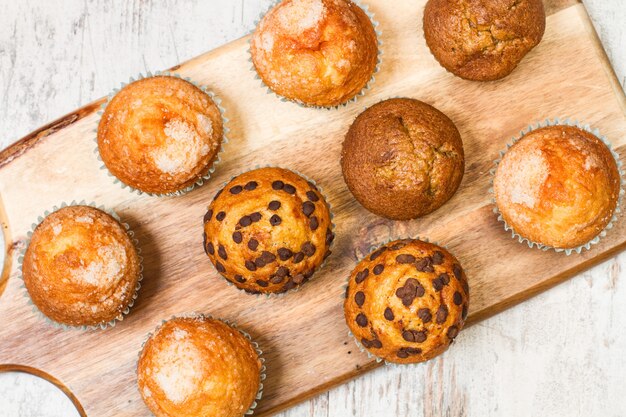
(94, 71, 230, 197)
(248, 0, 383, 110)
(16, 200, 144, 331)
(342, 236, 465, 367)
(489, 118, 625, 255)
(137, 313, 266, 415)
(206, 165, 336, 298)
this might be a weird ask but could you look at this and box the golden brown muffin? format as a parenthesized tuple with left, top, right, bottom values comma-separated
(98, 76, 224, 194)
(203, 167, 334, 294)
(494, 125, 621, 249)
(344, 239, 469, 364)
(250, 0, 379, 107)
(423, 0, 545, 81)
(22, 205, 141, 327)
(341, 98, 464, 220)
(137, 315, 262, 417)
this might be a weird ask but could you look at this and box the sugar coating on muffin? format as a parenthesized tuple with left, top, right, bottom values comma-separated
(344, 239, 469, 364)
(98, 76, 223, 194)
(137, 316, 262, 417)
(494, 125, 621, 249)
(341, 98, 464, 220)
(22, 206, 140, 327)
(203, 167, 334, 294)
(423, 0, 545, 81)
(250, 0, 379, 107)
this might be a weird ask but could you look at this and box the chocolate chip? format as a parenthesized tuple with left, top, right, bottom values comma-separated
(232, 231, 242, 244)
(370, 247, 387, 261)
(462, 304, 468, 320)
(415, 257, 434, 272)
(390, 241, 407, 250)
(436, 305, 448, 324)
(302, 201, 315, 217)
(453, 264, 462, 280)
(214, 189, 223, 199)
(268, 200, 281, 211)
(432, 277, 444, 292)
(276, 266, 290, 277)
(284, 280, 297, 291)
(216, 211, 226, 222)
(384, 307, 395, 321)
(345, 285, 350, 299)
(418, 308, 432, 323)
(453, 291, 463, 305)
(203, 209, 213, 223)
(355, 291, 365, 307)
(373, 264, 384, 275)
(215, 261, 225, 273)
(356, 313, 368, 327)
(415, 283, 425, 297)
(206, 241, 215, 255)
(270, 274, 285, 284)
(370, 339, 383, 349)
(293, 274, 305, 284)
(405, 347, 422, 355)
(293, 252, 305, 263)
(396, 349, 409, 359)
(244, 181, 258, 191)
(396, 254, 416, 264)
(255, 257, 267, 268)
(256, 280, 269, 288)
(324, 249, 332, 260)
(239, 216, 252, 227)
(304, 270, 315, 279)
(203, 233, 208, 254)
(306, 191, 319, 202)
(272, 180, 284, 190)
(447, 325, 459, 339)
(260, 251, 276, 263)
(432, 251, 444, 265)
(301, 242, 316, 257)
(277, 248, 293, 261)
(245, 260, 257, 271)
(218, 244, 227, 260)
(270, 214, 282, 226)
(309, 216, 319, 231)
(250, 212, 262, 222)
(462, 279, 470, 295)
(355, 269, 369, 284)
(439, 273, 450, 285)
(230, 185, 243, 194)
(283, 184, 296, 194)
(361, 338, 372, 349)
(234, 275, 246, 283)
(248, 239, 259, 251)
(402, 330, 426, 343)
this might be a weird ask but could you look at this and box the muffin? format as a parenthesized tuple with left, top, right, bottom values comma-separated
(423, 0, 545, 81)
(203, 167, 334, 294)
(22, 205, 141, 327)
(344, 239, 469, 364)
(341, 98, 464, 220)
(494, 124, 621, 250)
(97, 75, 224, 194)
(137, 315, 263, 417)
(250, 0, 379, 107)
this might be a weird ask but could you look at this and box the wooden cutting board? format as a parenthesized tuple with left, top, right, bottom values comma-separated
(1, 1, 625, 416)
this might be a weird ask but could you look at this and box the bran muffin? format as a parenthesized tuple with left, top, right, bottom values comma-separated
(494, 125, 621, 250)
(344, 239, 469, 364)
(250, 0, 379, 107)
(341, 98, 465, 220)
(423, 0, 545, 81)
(203, 167, 334, 294)
(22, 205, 141, 327)
(137, 315, 263, 417)
(98, 75, 224, 194)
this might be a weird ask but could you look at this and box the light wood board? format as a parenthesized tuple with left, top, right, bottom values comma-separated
(1, 1, 625, 416)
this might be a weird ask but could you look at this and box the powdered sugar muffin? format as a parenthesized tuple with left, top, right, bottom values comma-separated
(137, 315, 263, 417)
(494, 125, 621, 249)
(22, 205, 141, 327)
(250, 0, 379, 107)
(97, 75, 223, 194)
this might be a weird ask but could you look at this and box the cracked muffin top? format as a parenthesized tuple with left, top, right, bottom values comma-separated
(250, 0, 379, 107)
(494, 125, 621, 249)
(344, 239, 469, 364)
(341, 98, 464, 220)
(423, 0, 545, 81)
(203, 167, 334, 294)
(98, 76, 224, 194)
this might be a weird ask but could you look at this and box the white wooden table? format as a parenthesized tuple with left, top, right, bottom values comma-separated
(1, 1, 625, 416)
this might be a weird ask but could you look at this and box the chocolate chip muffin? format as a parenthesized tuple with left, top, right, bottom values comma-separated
(494, 124, 621, 250)
(22, 205, 141, 327)
(250, 0, 379, 107)
(423, 0, 545, 81)
(203, 167, 334, 294)
(98, 75, 224, 194)
(344, 239, 469, 364)
(341, 98, 464, 220)
(137, 315, 263, 417)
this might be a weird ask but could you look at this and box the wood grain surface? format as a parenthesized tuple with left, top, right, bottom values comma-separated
(1, 1, 625, 416)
